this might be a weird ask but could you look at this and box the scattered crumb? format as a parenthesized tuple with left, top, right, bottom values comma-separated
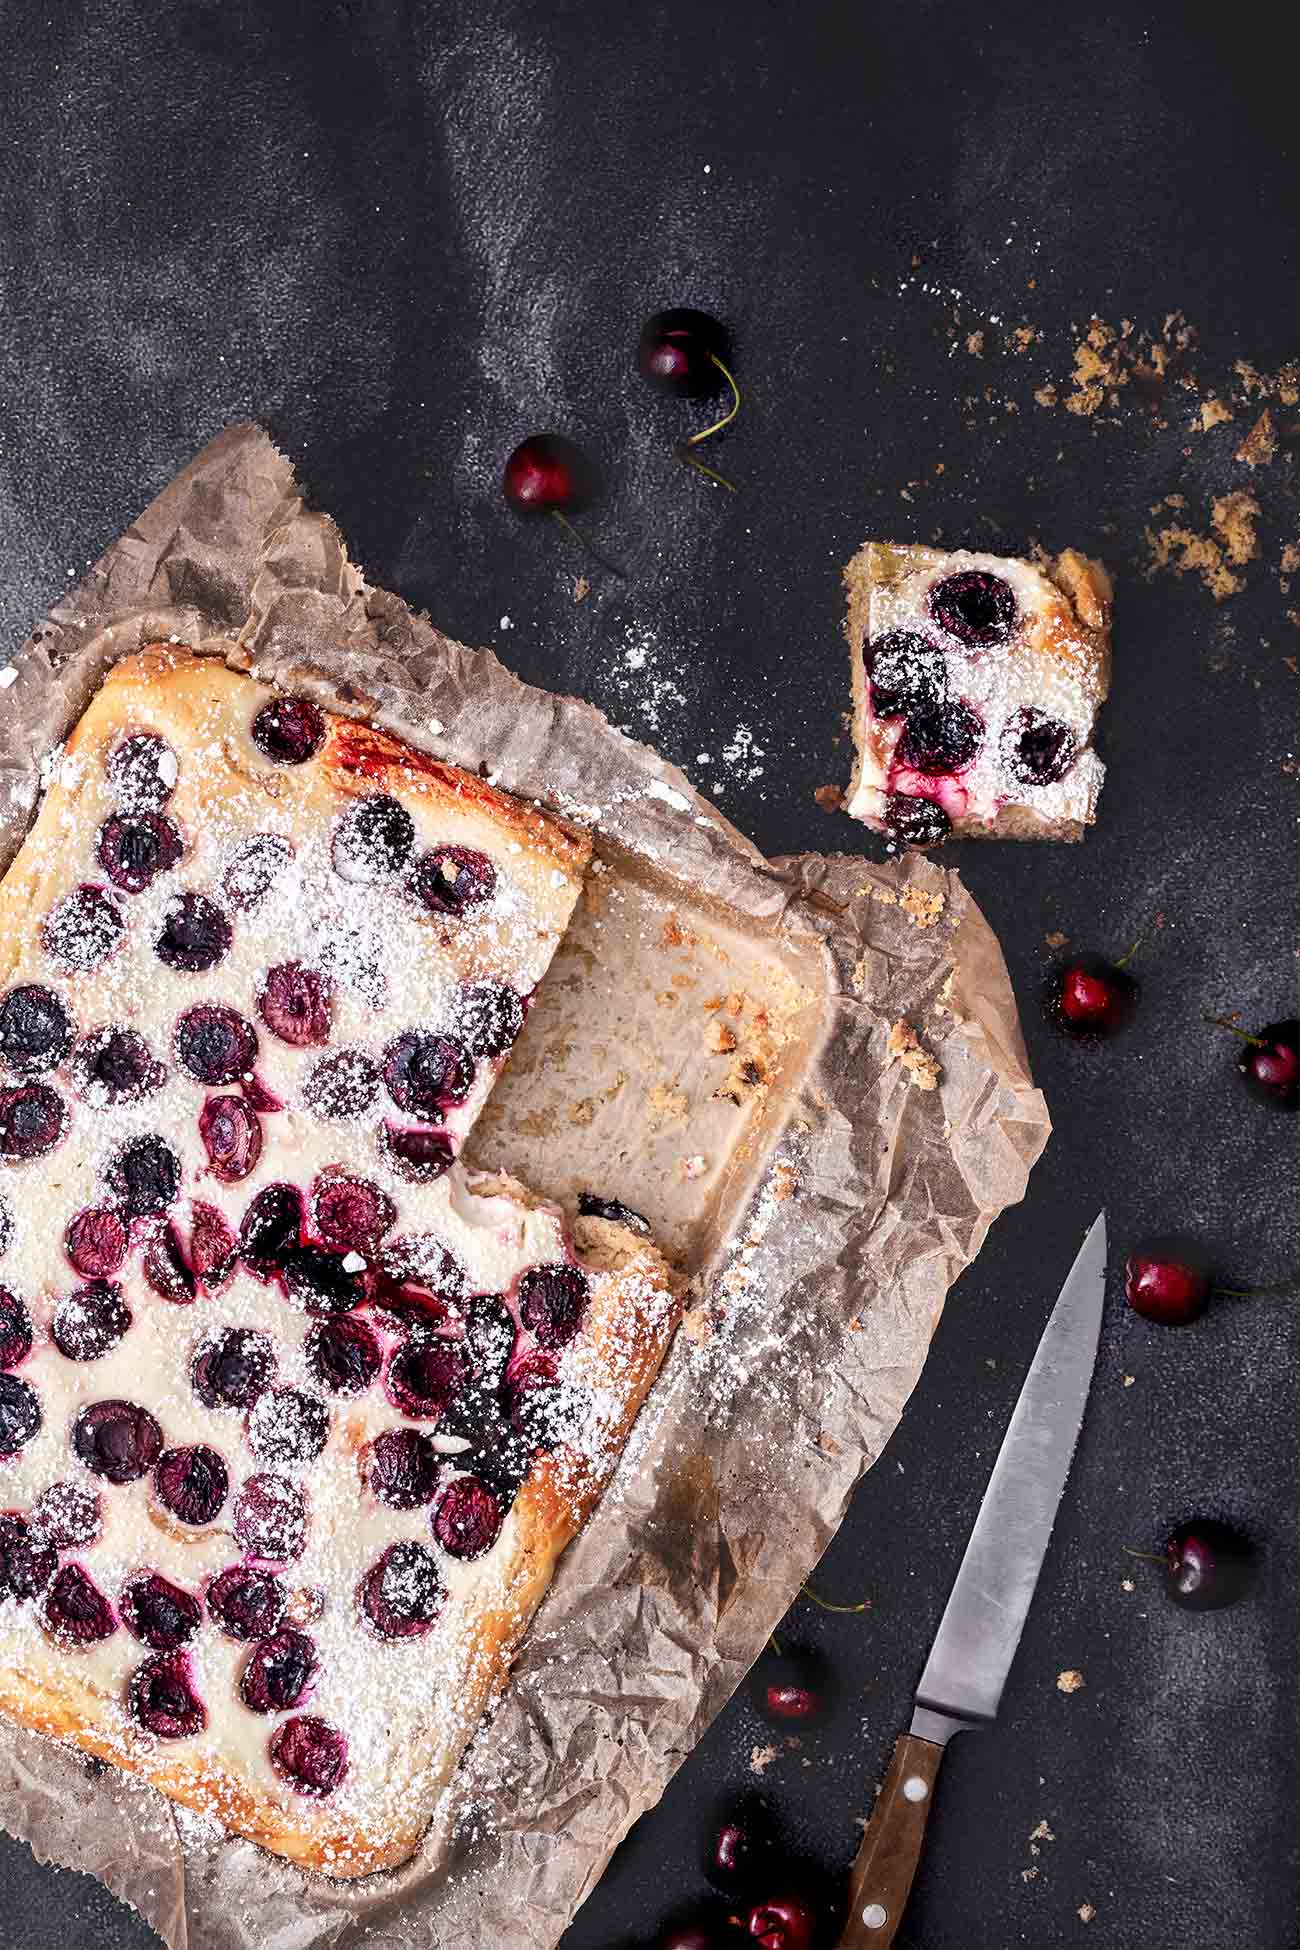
(899, 883, 944, 929)
(655, 990, 679, 1008)
(772, 1161, 799, 1201)
(1281, 541, 1300, 575)
(1079, 1903, 1096, 1924)
(847, 1315, 862, 1332)
(1056, 1669, 1085, 1695)
(1214, 489, 1263, 565)
(647, 1083, 690, 1125)
(813, 783, 844, 813)
(750, 1744, 778, 1776)
(1030, 1820, 1056, 1843)
(1009, 325, 1039, 354)
(707, 1019, 738, 1055)
(573, 576, 590, 602)
(677, 1153, 708, 1182)
(1236, 408, 1278, 468)
(1121, 1578, 1135, 1592)
(679, 1305, 712, 1345)
(817, 1430, 843, 1456)
(1198, 397, 1233, 430)
(886, 1019, 941, 1090)
(965, 330, 985, 357)
(1123, 1374, 1135, 1388)
(1033, 383, 1059, 408)
(1045, 930, 1069, 949)
(1145, 491, 1260, 600)
(661, 914, 697, 951)
(1021, 1867, 1039, 1883)
(567, 1097, 596, 1127)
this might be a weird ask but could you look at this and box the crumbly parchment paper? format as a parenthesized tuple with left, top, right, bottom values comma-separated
(0, 425, 1049, 1950)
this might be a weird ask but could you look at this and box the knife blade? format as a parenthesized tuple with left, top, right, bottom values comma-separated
(837, 1210, 1106, 1948)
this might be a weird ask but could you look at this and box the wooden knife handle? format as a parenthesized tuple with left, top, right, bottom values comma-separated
(835, 1731, 945, 1948)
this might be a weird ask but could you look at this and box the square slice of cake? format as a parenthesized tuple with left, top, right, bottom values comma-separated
(843, 542, 1113, 845)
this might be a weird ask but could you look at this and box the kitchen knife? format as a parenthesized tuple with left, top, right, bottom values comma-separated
(836, 1209, 1106, 1948)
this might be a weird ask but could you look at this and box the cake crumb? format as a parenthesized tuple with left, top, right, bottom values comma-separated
(886, 1020, 941, 1090)
(680, 1305, 712, 1345)
(1198, 397, 1234, 430)
(1021, 1867, 1039, 1883)
(1213, 489, 1262, 565)
(1056, 1669, 1085, 1695)
(573, 576, 590, 602)
(661, 914, 697, 951)
(647, 1083, 690, 1125)
(567, 1097, 596, 1128)
(772, 1162, 799, 1201)
(1235, 408, 1277, 467)
(1122, 1577, 1135, 1592)
(1078, 1903, 1096, 1923)
(814, 783, 845, 812)
(1034, 382, 1059, 408)
(1123, 1374, 1135, 1387)
(1045, 930, 1069, 948)
(818, 1430, 843, 1456)
(707, 1019, 738, 1054)
(899, 883, 944, 928)
(1030, 1820, 1056, 1843)
(677, 1153, 708, 1182)
(750, 1744, 778, 1776)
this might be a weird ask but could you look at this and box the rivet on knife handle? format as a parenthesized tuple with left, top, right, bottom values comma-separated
(836, 1731, 944, 1949)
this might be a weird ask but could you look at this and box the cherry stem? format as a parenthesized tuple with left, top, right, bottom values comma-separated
(767, 1632, 783, 1657)
(1204, 1014, 1266, 1048)
(674, 354, 742, 492)
(550, 510, 627, 580)
(675, 444, 737, 493)
(1214, 1280, 1300, 1298)
(800, 1584, 872, 1615)
(1122, 1547, 1165, 1566)
(1113, 934, 1144, 971)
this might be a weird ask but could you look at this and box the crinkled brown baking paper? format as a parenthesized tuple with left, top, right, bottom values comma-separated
(0, 425, 1049, 1949)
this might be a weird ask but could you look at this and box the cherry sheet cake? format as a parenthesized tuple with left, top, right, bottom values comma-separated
(0, 647, 679, 1876)
(844, 540, 1113, 845)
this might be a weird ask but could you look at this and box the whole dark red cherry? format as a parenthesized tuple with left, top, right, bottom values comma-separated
(750, 1646, 828, 1728)
(1210, 1017, 1299, 1111)
(1163, 1519, 1253, 1611)
(704, 1799, 773, 1894)
(1125, 1247, 1210, 1326)
(502, 434, 591, 516)
(1049, 955, 1137, 1036)
(638, 308, 729, 397)
(745, 1893, 817, 1950)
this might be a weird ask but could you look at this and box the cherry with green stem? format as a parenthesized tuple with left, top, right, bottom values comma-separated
(1125, 1519, 1254, 1612)
(1205, 1014, 1298, 1111)
(638, 309, 743, 492)
(501, 435, 626, 579)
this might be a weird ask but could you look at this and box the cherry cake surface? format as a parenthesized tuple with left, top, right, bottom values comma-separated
(0, 647, 679, 1876)
(843, 541, 1113, 846)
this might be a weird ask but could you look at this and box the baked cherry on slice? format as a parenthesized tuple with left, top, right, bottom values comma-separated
(311, 1171, 396, 1255)
(51, 1282, 132, 1361)
(96, 811, 183, 894)
(107, 1134, 181, 1216)
(106, 731, 178, 810)
(456, 980, 525, 1061)
(281, 1244, 366, 1316)
(374, 1234, 468, 1326)
(154, 891, 232, 972)
(29, 1481, 101, 1550)
(248, 1388, 329, 1468)
(385, 1339, 468, 1421)
(0, 1375, 42, 1457)
(73, 1399, 163, 1484)
(412, 845, 497, 917)
(199, 1093, 263, 1182)
(0, 1082, 67, 1161)
(929, 569, 1017, 647)
(868, 631, 949, 719)
(206, 1563, 287, 1641)
(0, 1196, 12, 1256)
(72, 1026, 166, 1106)
(0, 1286, 33, 1369)
(154, 1444, 229, 1526)
(369, 1428, 440, 1509)
(120, 1571, 202, 1651)
(64, 1208, 129, 1279)
(233, 1474, 308, 1564)
(41, 1563, 117, 1645)
(332, 795, 415, 884)
(142, 1221, 198, 1304)
(258, 962, 333, 1047)
(518, 1263, 590, 1350)
(222, 832, 294, 911)
(0, 984, 75, 1074)
(192, 1328, 276, 1411)
(188, 1202, 239, 1289)
(129, 1651, 206, 1737)
(1001, 706, 1078, 787)
(380, 1123, 455, 1183)
(174, 1003, 258, 1086)
(241, 1627, 320, 1714)
(0, 1512, 57, 1602)
(269, 1715, 348, 1797)
(305, 1315, 383, 1397)
(505, 1348, 563, 1452)
(251, 696, 326, 766)
(359, 1539, 445, 1640)
(897, 699, 983, 774)
(432, 1473, 504, 1560)
(382, 1031, 474, 1117)
(41, 885, 124, 972)
(303, 1050, 381, 1119)
(239, 1183, 304, 1279)
(883, 791, 951, 848)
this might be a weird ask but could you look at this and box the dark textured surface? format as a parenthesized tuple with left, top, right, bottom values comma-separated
(1, 2, 1297, 1946)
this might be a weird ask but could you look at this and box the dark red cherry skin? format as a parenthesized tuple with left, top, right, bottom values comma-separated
(281, 1244, 366, 1315)
(305, 1314, 383, 1396)
(369, 1428, 441, 1509)
(1236, 1020, 1299, 1111)
(385, 1339, 468, 1421)
(0, 1197, 9, 1256)
(129, 1651, 206, 1738)
(239, 1183, 304, 1279)
(505, 1348, 561, 1449)
(248, 1388, 329, 1468)
(121, 1572, 201, 1651)
(359, 1539, 444, 1640)
(106, 732, 177, 810)
(502, 434, 591, 516)
(381, 1123, 455, 1182)
(64, 1208, 129, 1279)
(929, 569, 1017, 647)
(382, 1031, 474, 1116)
(456, 980, 525, 1060)
(42, 1563, 117, 1645)
(188, 1202, 238, 1289)
(577, 1192, 653, 1235)
(703, 1802, 776, 1896)
(73, 1400, 163, 1484)
(303, 1050, 381, 1119)
(518, 1264, 590, 1351)
(0, 1513, 57, 1601)
(0, 1287, 33, 1368)
(463, 1293, 517, 1381)
(413, 845, 497, 917)
(1125, 1250, 1210, 1326)
(332, 795, 415, 884)
(154, 1444, 229, 1526)
(233, 1474, 308, 1564)
(240, 1071, 284, 1114)
(251, 696, 326, 767)
(107, 1134, 180, 1216)
(311, 1172, 396, 1255)
(258, 962, 333, 1047)
(0, 984, 74, 1073)
(432, 1474, 503, 1560)
(1050, 956, 1137, 1037)
(96, 811, 183, 893)
(142, 1221, 197, 1304)
(72, 1026, 166, 1106)
(750, 1647, 828, 1728)
(199, 1093, 263, 1182)
(174, 1004, 258, 1086)
(206, 1563, 287, 1641)
(867, 632, 949, 720)
(0, 1082, 66, 1161)
(269, 1715, 348, 1796)
(0, 1375, 42, 1456)
(897, 699, 983, 775)
(241, 1627, 320, 1714)
(154, 891, 232, 972)
(1001, 706, 1077, 787)
(223, 832, 294, 911)
(1164, 1520, 1253, 1612)
(30, 1481, 101, 1550)
(882, 792, 950, 849)
(52, 1282, 132, 1361)
(379, 1233, 468, 1301)
(744, 1893, 816, 1950)
(42, 884, 125, 971)
(192, 1328, 276, 1411)
(637, 308, 729, 398)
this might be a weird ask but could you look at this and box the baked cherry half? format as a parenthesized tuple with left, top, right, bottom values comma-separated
(96, 811, 183, 894)
(381, 1123, 455, 1183)
(382, 1031, 474, 1116)
(129, 1651, 206, 1738)
(106, 731, 177, 810)
(269, 1715, 348, 1797)
(311, 1171, 396, 1255)
(281, 1243, 367, 1316)
(42, 885, 125, 971)
(154, 1444, 229, 1526)
(120, 1571, 202, 1651)
(206, 1563, 287, 1641)
(0, 984, 75, 1074)
(174, 1003, 258, 1085)
(456, 980, 525, 1060)
(107, 1134, 181, 1215)
(42, 1563, 117, 1645)
(385, 1339, 468, 1421)
(248, 1388, 329, 1468)
(369, 1428, 441, 1509)
(154, 891, 232, 972)
(0, 1082, 67, 1162)
(222, 832, 294, 911)
(882, 792, 951, 848)
(192, 1328, 276, 1411)
(929, 569, 1017, 647)
(141, 1221, 198, 1304)
(413, 845, 497, 917)
(239, 1183, 305, 1279)
(233, 1474, 308, 1564)
(432, 1474, 503, 1560)
(72, 1026, 166, 1106)
(303, 1049, 381, 1120)
(51, 1281, 132, 1361)
(359, 1539, 445, 1640)
(897, 699, 983, 775)
(518, 1263, 590, 1350)
(305, 1314, 383, 1396)
(332, 795, 415, 884)
(0, 1374, 42, 1457)
(867, 632, 948, 720)
(29, 1481, 102, 1550)
(0, 1513, 57, 1602)
(258, 962, 333, 1048)
(73, 1399, 163, 1484)
(1001, 706, 1077, 787)
(63, 1208, 129, 1279)
(0, 1286, 33, 1369)
(199, 1093, 263, 1182)
(241, 1627, 320, 1715)
(251, 696, 326, 767)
